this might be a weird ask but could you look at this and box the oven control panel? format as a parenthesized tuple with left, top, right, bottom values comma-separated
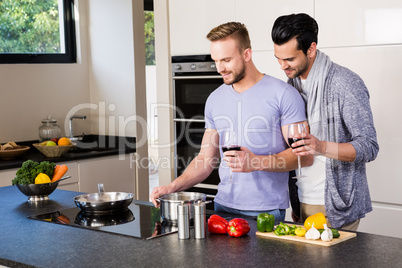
(172, 62, 217, 74)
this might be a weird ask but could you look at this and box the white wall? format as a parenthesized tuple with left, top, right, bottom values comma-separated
(0, 0, 91, 142)
(0, 0, 142, 142)
(167, 0, 402, 238)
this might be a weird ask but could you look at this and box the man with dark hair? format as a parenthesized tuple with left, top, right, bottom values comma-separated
(272, 13, 379, 230)
(151, 22, 312, 223)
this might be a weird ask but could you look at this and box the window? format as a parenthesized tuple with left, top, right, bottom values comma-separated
(0, 0, 76, 64)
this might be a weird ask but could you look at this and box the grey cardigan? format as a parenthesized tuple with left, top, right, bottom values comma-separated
(292, 62, 379, 228)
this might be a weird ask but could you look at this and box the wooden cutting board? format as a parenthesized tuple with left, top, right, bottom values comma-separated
(256, 227, 357, 247)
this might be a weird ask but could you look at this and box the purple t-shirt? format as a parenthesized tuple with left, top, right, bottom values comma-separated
(205, 75, 306, 210)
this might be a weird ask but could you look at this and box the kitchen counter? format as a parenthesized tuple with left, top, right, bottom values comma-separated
(1, 186, 401, 267)
(0, 135, 136, 170)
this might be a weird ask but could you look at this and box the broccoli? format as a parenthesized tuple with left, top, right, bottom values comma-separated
(12, 160, 56, 185)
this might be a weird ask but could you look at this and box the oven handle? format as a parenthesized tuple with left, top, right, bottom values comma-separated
(173, 118, 205, 123)
(173, 75, 222, 80)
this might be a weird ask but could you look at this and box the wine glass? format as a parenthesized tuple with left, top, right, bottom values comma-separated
(288, 123, 307, 179)
(221, 131, 240, 184)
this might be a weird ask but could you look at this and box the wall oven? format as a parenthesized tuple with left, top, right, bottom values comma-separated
(172, 55, 222, 197)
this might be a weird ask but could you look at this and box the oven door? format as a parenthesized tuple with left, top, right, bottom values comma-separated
(173, 76, 222, 119)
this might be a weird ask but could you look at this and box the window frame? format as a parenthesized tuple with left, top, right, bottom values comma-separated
(0, 0, 77, 64)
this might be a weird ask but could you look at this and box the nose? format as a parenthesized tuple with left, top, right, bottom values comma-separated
(215, 62, 225, 73)
(278, 60, 288, 70)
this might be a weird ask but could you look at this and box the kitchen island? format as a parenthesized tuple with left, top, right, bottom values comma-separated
(1, 186, 401, 268)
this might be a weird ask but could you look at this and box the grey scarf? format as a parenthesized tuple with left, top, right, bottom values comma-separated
(288, 50, 332, 140)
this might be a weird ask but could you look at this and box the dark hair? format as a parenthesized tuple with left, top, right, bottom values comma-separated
(206, 22, 251, 52)
(271, 13, 318, 55)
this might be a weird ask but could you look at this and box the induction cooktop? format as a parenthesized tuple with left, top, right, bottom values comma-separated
(27, 201, 178, 240)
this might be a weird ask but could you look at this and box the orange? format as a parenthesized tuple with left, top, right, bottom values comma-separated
(58, 137, 72, 146)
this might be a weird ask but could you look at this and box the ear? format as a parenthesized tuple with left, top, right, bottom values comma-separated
(307, 42, 317, 59)
(244, 48, 252, 62)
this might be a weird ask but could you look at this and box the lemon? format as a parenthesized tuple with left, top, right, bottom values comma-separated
(35, 173, 51, 184)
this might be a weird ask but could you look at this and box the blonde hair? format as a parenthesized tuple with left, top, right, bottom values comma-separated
(206, 22, 251, 53)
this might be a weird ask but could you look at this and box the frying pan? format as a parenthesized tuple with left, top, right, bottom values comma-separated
(74, 183, 134, 214)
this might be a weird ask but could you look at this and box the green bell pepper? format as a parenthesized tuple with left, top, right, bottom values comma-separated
(274, 225, 286, 236)
(256, 213, 275, 232)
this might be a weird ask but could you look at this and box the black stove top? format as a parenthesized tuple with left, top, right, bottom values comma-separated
(28, 201, 178, 240)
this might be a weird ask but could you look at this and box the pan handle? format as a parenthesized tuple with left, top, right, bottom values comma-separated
(50, 176, 71, 184)
(98, 183, 105, 193)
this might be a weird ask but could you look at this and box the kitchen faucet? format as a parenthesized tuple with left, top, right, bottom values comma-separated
(69, 115, 86, 140)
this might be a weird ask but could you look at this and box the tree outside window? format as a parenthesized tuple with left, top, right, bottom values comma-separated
(0, 0, 76, 64)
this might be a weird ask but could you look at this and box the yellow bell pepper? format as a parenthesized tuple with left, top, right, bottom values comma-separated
(304, 212, 327, 230)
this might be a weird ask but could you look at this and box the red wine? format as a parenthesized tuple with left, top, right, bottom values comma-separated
(222, 146, 241, 153)
(288, 138, 304, 149)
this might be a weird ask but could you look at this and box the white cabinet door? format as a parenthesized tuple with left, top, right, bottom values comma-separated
(169, 0, 235, 55)
(78, 154, 136, 194)
(0, 168, 18, 187)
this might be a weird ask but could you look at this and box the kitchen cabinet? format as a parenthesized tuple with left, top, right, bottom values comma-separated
(0, 169, 18, 187)
(0, 154, 135, 194)
(169, 0, 236, 55)
(78, 154, 136, 194)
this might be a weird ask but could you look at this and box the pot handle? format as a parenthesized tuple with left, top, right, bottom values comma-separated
(98, 183, 105, 193)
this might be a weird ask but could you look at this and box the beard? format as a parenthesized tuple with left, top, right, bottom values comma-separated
(223, 65, 246, 85)
(285, 57, 310, 79)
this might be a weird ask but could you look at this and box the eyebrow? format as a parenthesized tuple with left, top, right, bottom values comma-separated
(274, 55, 295, 61)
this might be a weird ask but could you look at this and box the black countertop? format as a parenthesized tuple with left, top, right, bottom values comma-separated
(1, 186, 401, 268)
(0, 135, 136, 170)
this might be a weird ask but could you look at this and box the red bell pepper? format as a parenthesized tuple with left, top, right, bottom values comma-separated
(207, 214, 229, 234)
(227, 218, 250, 237)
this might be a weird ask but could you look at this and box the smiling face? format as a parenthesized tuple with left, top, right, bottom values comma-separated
(274, 38, 315, 80)
(210, 37, 247, 85)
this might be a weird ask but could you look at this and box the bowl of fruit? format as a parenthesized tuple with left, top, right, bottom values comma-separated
(33, 137, 74, 158)
(12, 160, 69, 202)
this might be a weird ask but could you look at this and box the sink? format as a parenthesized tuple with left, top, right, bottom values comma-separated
(70, 135, 135, 153)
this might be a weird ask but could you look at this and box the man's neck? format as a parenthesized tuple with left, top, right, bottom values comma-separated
(299, 54, 317, 80)
(233, 63, 264, 93)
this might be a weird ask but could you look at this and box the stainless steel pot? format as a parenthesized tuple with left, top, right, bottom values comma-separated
(157, 192, 207, 223)
(74, 183, 134, 214)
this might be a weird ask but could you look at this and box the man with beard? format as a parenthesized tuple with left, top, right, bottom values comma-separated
(150, 22, 312, 222)
(272, 13, 379, 230)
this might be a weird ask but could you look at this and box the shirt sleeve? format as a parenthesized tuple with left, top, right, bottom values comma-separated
(204, 94, 216, 130)
(280, 85, 307, 126)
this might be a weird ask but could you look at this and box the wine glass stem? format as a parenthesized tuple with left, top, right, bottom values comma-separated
(229, 167, 233, 183)
(297, 155, 302, 177)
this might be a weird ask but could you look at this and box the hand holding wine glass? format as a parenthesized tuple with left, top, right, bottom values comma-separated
(288, 123, 307, 179)
(222, 131, 240, 184)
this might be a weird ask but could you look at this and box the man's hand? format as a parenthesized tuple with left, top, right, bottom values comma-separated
(291, 133, 326, 156)
(150, 186, 170, 207)
(223, 147, 261, 172)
